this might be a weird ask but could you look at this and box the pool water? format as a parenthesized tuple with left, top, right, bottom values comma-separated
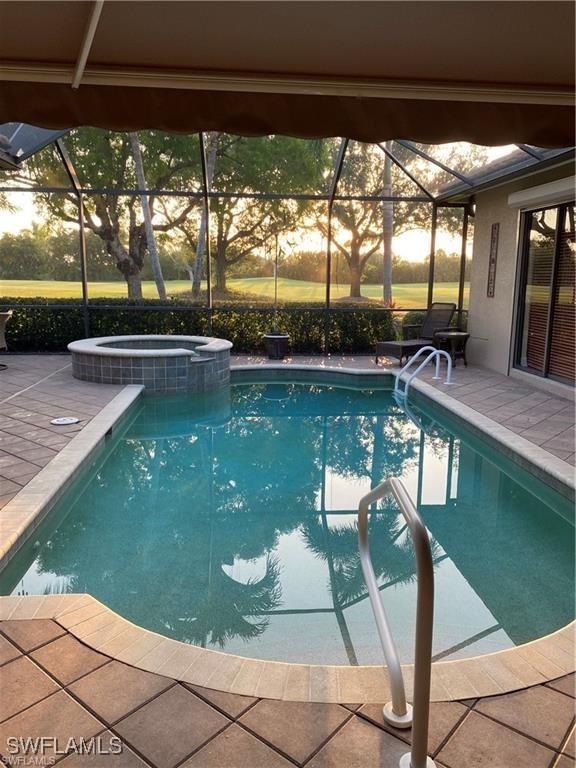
(2, 382, 574, 665)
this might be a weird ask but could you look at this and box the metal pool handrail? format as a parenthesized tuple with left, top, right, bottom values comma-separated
(394, 346, 453, 398)
(358, 477, 437, 768)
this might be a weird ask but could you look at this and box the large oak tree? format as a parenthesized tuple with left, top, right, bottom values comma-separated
(21, 129, 203, 298)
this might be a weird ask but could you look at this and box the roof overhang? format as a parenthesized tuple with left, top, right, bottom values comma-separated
(0, 1, 573, 146)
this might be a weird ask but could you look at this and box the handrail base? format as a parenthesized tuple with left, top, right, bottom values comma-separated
(383, 701, 413, 729)
(399, 754, 437, 768)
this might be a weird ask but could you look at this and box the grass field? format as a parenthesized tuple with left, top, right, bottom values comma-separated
(0, 278, 468, 308)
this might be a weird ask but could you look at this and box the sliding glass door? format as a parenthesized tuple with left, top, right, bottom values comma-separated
(516, 203, 575, 384)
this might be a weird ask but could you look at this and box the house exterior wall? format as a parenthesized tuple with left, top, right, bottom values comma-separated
(467, 164, 574, 377)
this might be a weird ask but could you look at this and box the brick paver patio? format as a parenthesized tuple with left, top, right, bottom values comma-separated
(0, 620, 574, 767)
(0, 356, 123, 509)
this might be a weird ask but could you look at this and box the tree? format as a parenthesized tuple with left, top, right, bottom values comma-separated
(382, 144, 394, 305)
(322, 141, 489, 302)
(173, 135, 328, 295)
(191, 131, 219, 298)
(128, 132, 167, 300)
(321, 142, 400, 300)
(18, 130, 202, 298)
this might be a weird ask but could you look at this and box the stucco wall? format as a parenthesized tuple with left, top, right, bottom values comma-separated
(467, 165, 573, 375)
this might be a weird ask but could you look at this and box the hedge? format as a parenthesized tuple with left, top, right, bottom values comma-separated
(0, 297, 397, 354)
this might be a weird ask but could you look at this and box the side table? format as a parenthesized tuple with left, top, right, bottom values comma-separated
(433, 331, 470, 367)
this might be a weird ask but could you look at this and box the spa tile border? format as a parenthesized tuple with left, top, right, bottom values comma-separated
(231, 363, 575, 498)
(1, 595, 573, 705)
(0, 385, 144, 570)
(68, 334, 233, 357)
(70, 336, 231, 393)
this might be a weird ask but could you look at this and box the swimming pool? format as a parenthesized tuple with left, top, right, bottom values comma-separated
(2, 380, 573, 666)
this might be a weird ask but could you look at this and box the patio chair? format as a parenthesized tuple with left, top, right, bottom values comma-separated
(0, 310, 12, 370)
(375, 302, 457, 365)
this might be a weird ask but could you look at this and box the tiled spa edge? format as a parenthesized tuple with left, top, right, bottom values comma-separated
(0, 384, 144, 570)
(1, 594, 574, 704)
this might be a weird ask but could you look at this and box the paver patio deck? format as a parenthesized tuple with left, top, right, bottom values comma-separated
(0, 620, 573, 767)
(0, 356, 123, 509)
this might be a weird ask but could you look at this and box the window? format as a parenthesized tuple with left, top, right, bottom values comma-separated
(516, 203, 575, 384)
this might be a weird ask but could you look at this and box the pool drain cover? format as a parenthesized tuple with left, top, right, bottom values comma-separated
(50, 417, 80, 426)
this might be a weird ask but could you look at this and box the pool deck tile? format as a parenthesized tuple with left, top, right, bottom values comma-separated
(186, 684, 257, 719)
(475, 684, 575, 750)
(30, 633, 110, 685)
(0, 690, 104, 761)
(0, 632, 21, 666)
(548, 673, 576, 698)
(359, 699, 468, 754)
(1, 617, 575, 767)
(68, 659, 173, 724)
(181, 724, 294, 768)
(0, 617, 66, 652)
(113, 684, 229, 768)
(305, 714, 409, 768)
(0, 356, 124, 507)
(239, 699, 350, 764)
(435, 710, 557, 768)
(0, 655, 60, 722)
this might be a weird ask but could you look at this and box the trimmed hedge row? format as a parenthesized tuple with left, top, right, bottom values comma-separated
(1, 297, 397, 354)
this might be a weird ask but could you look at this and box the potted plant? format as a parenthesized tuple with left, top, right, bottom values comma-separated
(264, 327, 290, 359)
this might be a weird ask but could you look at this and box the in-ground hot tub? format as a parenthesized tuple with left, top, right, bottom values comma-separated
(68, 335, 232, 393)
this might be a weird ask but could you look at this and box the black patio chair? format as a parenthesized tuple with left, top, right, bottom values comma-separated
(375, 302, 457, 365)
(0, 310, 11, 370)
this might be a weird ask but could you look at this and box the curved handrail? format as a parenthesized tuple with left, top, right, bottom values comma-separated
(394, 347, 453, 398)
(358, 477, 436, 768)
(394, 346, 437, 392)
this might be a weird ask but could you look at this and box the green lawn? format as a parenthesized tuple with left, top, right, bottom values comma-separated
(0, 278, 468, 309)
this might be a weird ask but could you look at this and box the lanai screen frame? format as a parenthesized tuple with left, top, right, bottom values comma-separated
(4, 129, 554, 349)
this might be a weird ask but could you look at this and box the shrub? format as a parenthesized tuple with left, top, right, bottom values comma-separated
(0, 297, 396, 354)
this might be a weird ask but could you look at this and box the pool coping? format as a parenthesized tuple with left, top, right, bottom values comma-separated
(0, 363, 574, 704)
(1, 594, 574, 704)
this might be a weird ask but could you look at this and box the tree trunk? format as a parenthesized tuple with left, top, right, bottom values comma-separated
(129, 132, 167, 301)
(382, 144, 394, 307)
(126, 272, 143, 299)
(215, 247, 227, 293)
(106, 235, 143, 299)
(192, 132, 219, 298)
(349, 258, 362, 298)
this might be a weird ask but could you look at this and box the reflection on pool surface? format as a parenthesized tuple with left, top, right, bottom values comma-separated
(2, 383, 574, 665)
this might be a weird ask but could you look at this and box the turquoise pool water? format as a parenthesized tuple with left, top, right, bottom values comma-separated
(2, 382, 574, 665)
